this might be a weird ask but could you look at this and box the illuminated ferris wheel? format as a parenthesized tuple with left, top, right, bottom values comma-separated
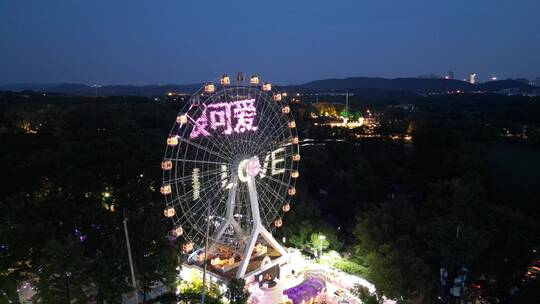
(161, 74, 300, 278)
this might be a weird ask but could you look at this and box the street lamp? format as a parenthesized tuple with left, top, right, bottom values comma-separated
(318, 234, 326, 258)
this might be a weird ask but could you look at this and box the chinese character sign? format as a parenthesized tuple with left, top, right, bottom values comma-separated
(190, 99, 258, 139)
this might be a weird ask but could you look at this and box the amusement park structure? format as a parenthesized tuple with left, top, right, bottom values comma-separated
(161, 73, 300, 281)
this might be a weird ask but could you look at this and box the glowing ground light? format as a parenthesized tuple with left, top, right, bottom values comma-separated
(190, 99, 258, 139)
(283, 277, 326, 304)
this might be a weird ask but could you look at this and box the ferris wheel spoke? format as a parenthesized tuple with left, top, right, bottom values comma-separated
(179, 116, 228, 161)
(180, 137, 230, 162)
(259, 173, 293, 188)
(259, 116, 289, 146)
(183, 190, 221, 222)
(164, 167, 222, 184)
(256, 92, 283, 137)
(251, 117, 290, 157)
(255, 178, 287, 204)
(245, 88, 272, 156)
(263, 121, 289, 144)
(172, 174, 223, 207)
(182, 173, 227, 214)
(253, 134, 294, 157)
(255, 186, 282, 228)
(247, 93, 279, 154)
(189, 188, 228, 235)
(244, 89, 268, 145)
(167, 158, 227, 166)
(256, 184, 285, 217)
(256, 183, 281, 220)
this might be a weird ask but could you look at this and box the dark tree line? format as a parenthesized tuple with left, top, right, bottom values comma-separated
(0, 95, 180, 303)
(1, 92, 539, 303)
(284, 94, 540, 303)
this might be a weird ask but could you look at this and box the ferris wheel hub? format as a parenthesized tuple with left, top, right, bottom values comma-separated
(238, 156, 261, 182)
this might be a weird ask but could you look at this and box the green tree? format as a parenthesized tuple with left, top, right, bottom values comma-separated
(352, 284, 379, 304)
(353, 201, 432, 301)
(224, 278, 250, 304)
(32, 236, 90, 304)
(309, 233, 330, 254)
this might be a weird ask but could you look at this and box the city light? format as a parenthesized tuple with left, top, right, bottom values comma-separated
(318, 234, 326, 257)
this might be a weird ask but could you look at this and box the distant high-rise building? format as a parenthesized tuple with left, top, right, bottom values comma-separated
(448, 71, 455, 79)
(469, 73, 477, 84)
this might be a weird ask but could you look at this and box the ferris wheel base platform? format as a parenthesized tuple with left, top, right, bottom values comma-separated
(184, 245, 288, 283)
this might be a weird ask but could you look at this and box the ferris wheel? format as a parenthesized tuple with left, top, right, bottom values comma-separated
(161, 74, 300, 278)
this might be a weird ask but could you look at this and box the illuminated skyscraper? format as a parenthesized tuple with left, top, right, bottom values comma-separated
(469, 73, 477, 84)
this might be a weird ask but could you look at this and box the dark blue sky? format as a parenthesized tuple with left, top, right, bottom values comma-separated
(1, 0, 539, 85)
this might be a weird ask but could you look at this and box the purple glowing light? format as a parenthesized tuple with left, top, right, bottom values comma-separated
(283, 277, 326, 304)
(190, 99, 257, 139)
(74, 228, 88, 243)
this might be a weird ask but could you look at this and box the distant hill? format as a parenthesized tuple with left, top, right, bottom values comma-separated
(300, 77, 536, 93)
(475, 80, 534, 91)
(300, 77, 467, 92)
(0, 83, 67, 92)
(0, 83, 202, 96)
(1, 77, 536, 97)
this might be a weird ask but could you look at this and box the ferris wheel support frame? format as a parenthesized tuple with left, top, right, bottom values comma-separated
(213, 175, 243, 243)
(236, 157, 287, 278)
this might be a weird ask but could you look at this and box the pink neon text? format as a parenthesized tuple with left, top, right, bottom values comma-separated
(190, 99, 258, 139)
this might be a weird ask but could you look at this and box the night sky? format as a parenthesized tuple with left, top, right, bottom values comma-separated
(1, 0, 540, 85)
